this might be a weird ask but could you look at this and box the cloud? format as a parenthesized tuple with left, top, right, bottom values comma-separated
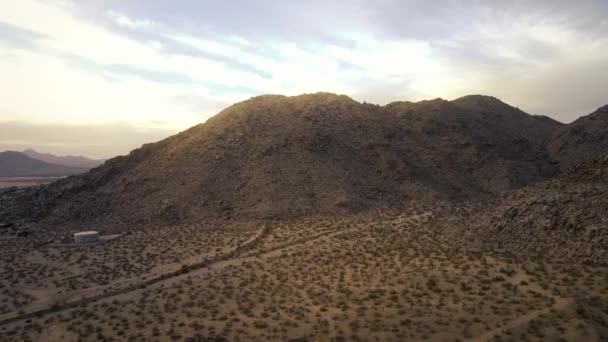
(170, 95, 231, 115)
(0, 48, 206, 128)
(1, 0, 608, 157)
(430, 12, 608, 121)
(480, 56, 608, 122)
(107, 10, 155, 30)
(0, 21, 49, 50)
(162, 35, 273, 79)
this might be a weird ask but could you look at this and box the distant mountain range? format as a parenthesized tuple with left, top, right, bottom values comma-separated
(0, 150, 103, 177)
(0, 151, 88, 177)
(23, 149, 104, 169)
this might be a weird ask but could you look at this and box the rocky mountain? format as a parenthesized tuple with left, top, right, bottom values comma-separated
(0, 151, 88, 177)
(3, 93, 607, 234)
(454, 155, 608, 264)
(548, 105, 608, 170)
(8, 93, 573, 229)
(23, 149, 104, 169)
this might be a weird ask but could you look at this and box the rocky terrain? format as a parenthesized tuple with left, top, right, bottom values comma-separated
(447, 154, 608, 264)
(1, 93, 607, 341)
(548, 105, 608, 170)
(2, 93, 577, 229)
(1, 204, 607, 341)
(2, 93, 608, 262)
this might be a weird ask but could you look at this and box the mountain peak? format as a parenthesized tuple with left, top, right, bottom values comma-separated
(450, 94, 511, 108)
(240, 92, 355, 105)
(596, 104, 608, 114)
(454, 94, 501, 101)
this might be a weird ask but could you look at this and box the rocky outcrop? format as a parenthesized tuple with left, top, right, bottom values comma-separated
(454, 155, 608, 264)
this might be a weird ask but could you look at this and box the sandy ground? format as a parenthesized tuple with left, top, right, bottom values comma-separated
(1, 204, 607, 341)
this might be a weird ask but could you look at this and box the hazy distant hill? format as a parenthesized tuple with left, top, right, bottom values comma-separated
(23, 149, 104, 169)
(0, 151, 88, 177)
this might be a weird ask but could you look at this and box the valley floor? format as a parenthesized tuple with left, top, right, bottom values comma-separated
(0, 204, 607, 341)
(0, 177, 64, 189)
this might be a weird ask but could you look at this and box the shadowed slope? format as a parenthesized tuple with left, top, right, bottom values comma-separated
(7, 92, 567, 229)
(548, 105, 608, 169)
(453, 154, 608, 263)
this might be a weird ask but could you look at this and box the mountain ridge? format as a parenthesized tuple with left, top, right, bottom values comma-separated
(0, 151, 88, 177)
(5, 92, 602, 229)
(444, 153, 608, 264)
(548, 104, 608, 170)
(1, 93, 607, 238)
(22, 149, 104, 169)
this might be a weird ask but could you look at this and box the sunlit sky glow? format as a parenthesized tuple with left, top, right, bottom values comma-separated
(1, 0, 607, 158)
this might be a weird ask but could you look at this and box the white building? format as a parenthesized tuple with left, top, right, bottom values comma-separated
(74, 231, 100, 244)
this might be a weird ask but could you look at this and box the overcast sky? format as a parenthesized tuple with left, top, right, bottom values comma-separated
(1, 0, 607, 158)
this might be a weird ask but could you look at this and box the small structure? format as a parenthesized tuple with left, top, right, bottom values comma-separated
(74, 231, 100, 245)
(49, 231, 123, 247)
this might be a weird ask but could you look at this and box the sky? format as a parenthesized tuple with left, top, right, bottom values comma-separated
(1, 0, 607, 158)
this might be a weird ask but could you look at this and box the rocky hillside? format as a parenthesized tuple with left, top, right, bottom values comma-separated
(4, 93, 606, 230)
(386, 95, 561, 193)
(455, 155, 608, 264)
(548, 105, 608, 170)
(0, 151, 88, 177)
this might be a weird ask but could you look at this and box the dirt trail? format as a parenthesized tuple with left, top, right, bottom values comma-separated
(473, 297, 572, 341)
(0, 225, 271, 327)
(0, 222, 362, 327)
(0, 211, 455, 330)
(472, 262, 573, 341)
